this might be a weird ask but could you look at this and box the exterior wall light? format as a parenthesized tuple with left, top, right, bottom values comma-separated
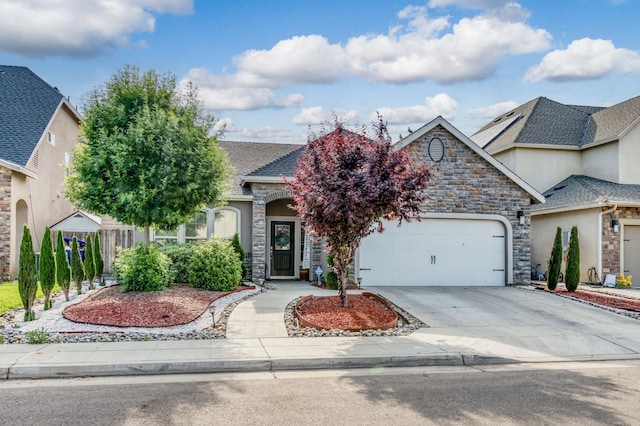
(517, 210, 525, 225)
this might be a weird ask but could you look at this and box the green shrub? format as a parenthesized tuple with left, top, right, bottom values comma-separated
(39, 227, 56, 310)
(547, 227, 563, 291)
(231, 233, 248, 279)
(189, 238, 242, 291)
(94, 233, 104, 282)
(71, 237, 84, 295)
(325, 254, 339, 290)
(156, 242, 195, 284)
(115, 244, 172, 292)
(565, 226, 580, 292)
(55, 231, 71, 301)
(18, 225, 38, 322)
(26, 328, 49, 344)
(84, 237, 96, 289)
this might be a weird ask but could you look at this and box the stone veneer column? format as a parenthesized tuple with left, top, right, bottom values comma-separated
(0, 167, 11, 281)
(252, 196, 266, 282)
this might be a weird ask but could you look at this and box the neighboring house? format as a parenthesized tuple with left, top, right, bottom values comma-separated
(472, 95, 640, 283)
(208, 117, 543, 286)
(0, 65, 80, 280)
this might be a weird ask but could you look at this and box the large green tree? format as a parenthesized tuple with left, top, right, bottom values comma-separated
(66, 65, 230, 245)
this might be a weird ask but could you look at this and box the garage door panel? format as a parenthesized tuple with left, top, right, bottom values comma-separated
(359, 218, 506, 286)
(623, 225, 640, 287)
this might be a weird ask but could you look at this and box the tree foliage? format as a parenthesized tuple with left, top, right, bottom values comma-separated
(66, 65, 231, 245)
(231, 233, 248, 279)
(39, 227, 56, 310)
(18, 226, 38, 321)
(84, 236, 96, 289)
(71, 237, 84, 294)
(288, 116, 432, 306)
(547, 227, 563, 291)
(565, 226, 580, 292)
(55, 230, 71, 301)
(94, 233, 104, 283)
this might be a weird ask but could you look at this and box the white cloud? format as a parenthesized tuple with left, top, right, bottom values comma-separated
(292, 107, 359, 125)
(372, 93, 458, 124)
(0, 0, 193, 57)
(428, 0, 513, 9)
(467, 101, 519, 119)
(182, 68, 304, 111)
(346, 3, 550, 83)
(525, 38, 640, 82)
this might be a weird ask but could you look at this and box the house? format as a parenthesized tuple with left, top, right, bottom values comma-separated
(472, 95, 640, 284)
(0, 65, 81, 279)
(207, 117, 544, 286)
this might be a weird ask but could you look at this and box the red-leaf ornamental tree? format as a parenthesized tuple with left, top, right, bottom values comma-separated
(288, 117, 432, 307)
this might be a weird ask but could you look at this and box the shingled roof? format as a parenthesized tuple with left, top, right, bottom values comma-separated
(532, 175, 640, 213)
(0, 65, 67, 167)
(469, 96, 640, 153)
(217, 140, 303, 196)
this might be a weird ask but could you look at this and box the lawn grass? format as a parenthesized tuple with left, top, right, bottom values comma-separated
(0, 282, 61, 315)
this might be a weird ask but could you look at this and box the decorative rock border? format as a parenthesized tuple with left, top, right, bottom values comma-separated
(285, 293, 425, 338)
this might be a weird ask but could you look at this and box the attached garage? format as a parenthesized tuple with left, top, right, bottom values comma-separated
(358, 217, 509, 286)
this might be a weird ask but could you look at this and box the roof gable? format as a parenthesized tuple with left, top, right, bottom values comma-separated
(396, 116, 545, 203)
(0, 65, 69, 167)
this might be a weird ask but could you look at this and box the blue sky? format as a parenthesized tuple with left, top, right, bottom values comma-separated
(1, 0, 638, 144)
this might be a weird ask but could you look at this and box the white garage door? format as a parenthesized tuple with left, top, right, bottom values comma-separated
(358, 218, 506, 286)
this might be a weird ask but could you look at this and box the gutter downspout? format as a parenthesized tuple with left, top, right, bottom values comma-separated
(599, 204, 617, 280)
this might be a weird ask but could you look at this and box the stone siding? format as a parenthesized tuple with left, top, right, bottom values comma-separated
(0, 167, 10, 280)
(602, 207, 640, 275)
(404, 125, 535, 284)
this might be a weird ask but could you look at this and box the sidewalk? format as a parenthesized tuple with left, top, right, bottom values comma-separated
(1, 282, 640, 380)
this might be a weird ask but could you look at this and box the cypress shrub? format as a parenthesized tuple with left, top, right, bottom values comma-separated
(547, 227, 563, 291)
(84, 237, 96, 289)
(71, 236, 85, 295)
(18, 225, 38, 321)
(55, 231, 71, 301)
(94, 233, 104, 284)
(565, 226, 580, 292)
(39, 227, 56, 310)
(231, 233, 248, 280)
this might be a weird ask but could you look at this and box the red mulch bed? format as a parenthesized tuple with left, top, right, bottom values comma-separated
(63, 284, 254, 327)
(553, 289, 640, 312)
(296, 295, 396, 330)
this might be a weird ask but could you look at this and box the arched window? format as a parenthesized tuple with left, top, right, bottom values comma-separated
(213, 207, 240, 239)
(185, 211, 208, 241)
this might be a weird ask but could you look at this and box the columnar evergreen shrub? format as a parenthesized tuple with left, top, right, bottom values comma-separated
(156, 242, 194, 284)
(39, 227, 56, 310)
(84, 237, 96, 290)
(565, 226, 580, 292)
(189, 238, 242, 291)
(18, 225, 38, 321)
(55, 231, 71, 301)
(231, 233, 248, 279)
(94, 233, 104, 284)
(325, 254, 339, 290)
(117, 244, 171, 292)
(547, 227, 563, 291)
(71, 237, 85, 294)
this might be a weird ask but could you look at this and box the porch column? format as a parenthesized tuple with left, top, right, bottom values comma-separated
(252, 196, 266, 282)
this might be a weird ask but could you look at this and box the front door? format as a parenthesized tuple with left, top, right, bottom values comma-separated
(271, 221, 295, 277)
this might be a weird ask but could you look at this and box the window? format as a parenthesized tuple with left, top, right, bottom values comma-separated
(213, 208, 239, 239)
(47, 131, 56, 146)
(64, 152, 70, 177)
(185, 211, 208, 241)
(154, 227, 178, 241)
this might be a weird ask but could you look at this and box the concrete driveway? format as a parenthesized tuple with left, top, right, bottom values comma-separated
(369, 286, 640, 363)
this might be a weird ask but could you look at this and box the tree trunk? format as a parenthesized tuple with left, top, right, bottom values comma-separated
(143, 225, 151, 248)
(339, 269, 348, 307)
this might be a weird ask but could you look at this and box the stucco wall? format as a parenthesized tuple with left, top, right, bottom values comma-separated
(404, 125, 535, 284)
(531, 208, 599, 282)
(10, 104, 79, 278)
(582, 142, 619, 183)
(619, 124, 640, 184)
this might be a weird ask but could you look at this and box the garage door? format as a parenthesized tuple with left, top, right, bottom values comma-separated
(358, 218, 506, 286)
(623, 225, 640, 287)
